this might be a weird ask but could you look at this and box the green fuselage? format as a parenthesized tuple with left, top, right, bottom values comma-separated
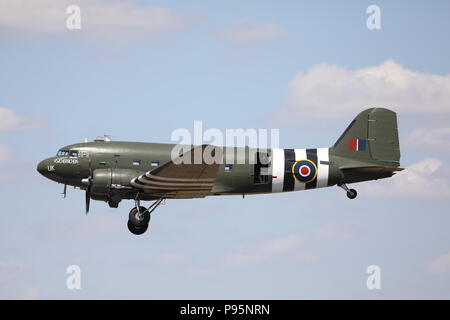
(37, 140, 344, 202)
(37, 137, 397, 205)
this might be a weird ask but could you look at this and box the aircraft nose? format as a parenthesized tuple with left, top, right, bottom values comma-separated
(37, 159, 48, 176)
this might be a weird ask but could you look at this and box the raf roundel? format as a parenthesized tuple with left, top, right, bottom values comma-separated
(291, 159, 318, 183)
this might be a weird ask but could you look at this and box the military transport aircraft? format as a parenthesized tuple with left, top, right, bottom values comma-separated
(37, 108, 402, 235)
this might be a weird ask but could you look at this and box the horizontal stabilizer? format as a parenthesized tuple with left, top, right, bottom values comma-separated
(340, 166, 404, 173)
(340, 166, 404, 183)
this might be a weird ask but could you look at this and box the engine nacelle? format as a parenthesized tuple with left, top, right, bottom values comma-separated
(90, 168, 142, 202)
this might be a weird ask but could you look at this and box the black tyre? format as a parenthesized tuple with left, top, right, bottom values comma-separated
(127, 220, 148, 235)
(128, 207, 150, 227)
(346, 189, 357, 199)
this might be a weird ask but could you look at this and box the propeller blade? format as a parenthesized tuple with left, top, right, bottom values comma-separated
(85, 187, 90, 215)
(61, 184, 67, 198)
(85, 160, 92, 215)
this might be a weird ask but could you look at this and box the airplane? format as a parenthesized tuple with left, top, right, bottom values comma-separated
(37, 108, 402, 235)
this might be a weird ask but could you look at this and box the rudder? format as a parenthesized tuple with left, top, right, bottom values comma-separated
(331, 108, 401, 167)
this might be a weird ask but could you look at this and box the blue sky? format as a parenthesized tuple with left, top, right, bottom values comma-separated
(1, 0, 450, 299)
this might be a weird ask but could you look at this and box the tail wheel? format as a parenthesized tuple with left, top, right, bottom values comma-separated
(346, 189, 357, 199)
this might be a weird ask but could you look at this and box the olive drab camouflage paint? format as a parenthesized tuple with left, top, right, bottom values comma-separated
(37, 108, 403, 235)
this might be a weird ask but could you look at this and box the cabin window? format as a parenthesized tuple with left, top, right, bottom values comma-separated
(151, 161, 159, 167)
(132, 160, 141, 166)
(80, 150, 89, 158)
(113, 154, 121, 158)
(69, 150, 78, 158)
(224, 164, 233, 172)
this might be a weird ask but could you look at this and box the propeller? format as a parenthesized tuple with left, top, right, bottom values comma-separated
(85, 158, 93, 215)
(85, 186, 91, 215)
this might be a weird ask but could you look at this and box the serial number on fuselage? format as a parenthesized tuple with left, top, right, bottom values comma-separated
(54, 158, 79, 164)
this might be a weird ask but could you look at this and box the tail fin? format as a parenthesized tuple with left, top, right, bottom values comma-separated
(331, 108, 401, 168)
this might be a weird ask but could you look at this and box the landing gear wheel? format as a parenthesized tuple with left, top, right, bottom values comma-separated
(127, 198, 164, 235)
(127, 220, 148, 235)
(346, 189, 357, 199)
(128, 207, 151, 227)
(127, 207, 150, 235)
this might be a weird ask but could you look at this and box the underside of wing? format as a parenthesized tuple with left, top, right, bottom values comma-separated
(130, 145, 222, 198)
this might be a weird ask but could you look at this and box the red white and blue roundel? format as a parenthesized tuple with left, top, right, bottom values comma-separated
(291, 159, 318, 183)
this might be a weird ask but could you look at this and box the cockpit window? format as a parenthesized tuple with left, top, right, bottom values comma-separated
(57, 150, 69, 157)
(69, 150, 78, 158)
(56, 150, 79, 157)
(80, 150, 89, 158)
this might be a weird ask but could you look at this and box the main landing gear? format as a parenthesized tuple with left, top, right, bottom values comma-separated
(127, 198, 164, 235)
(338, 183, 357, 199)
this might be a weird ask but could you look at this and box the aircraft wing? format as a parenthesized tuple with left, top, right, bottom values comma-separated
(130, 145, 222, 198)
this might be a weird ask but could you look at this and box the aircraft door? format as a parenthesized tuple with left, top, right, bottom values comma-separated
(254, 151, 270, 184)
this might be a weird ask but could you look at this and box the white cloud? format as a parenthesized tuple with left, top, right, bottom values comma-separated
(281, 60, 450, 121)
(314, 223, 363, 242)
(287, 251, 319, 266)
(0, 107, 46, 132)
(405, 127, 450, 153)
(0, 145, 13, 164)
(155, 253, 187, 268)
(0, 0, 191, 43)
(427, 253, 450, 276)
(219, 24, 285, 46)
(359, 158, 450, 199)
(219, 235, 303, 267)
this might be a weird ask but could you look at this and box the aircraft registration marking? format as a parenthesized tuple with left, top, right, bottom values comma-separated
(54, 158, 79, 164)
